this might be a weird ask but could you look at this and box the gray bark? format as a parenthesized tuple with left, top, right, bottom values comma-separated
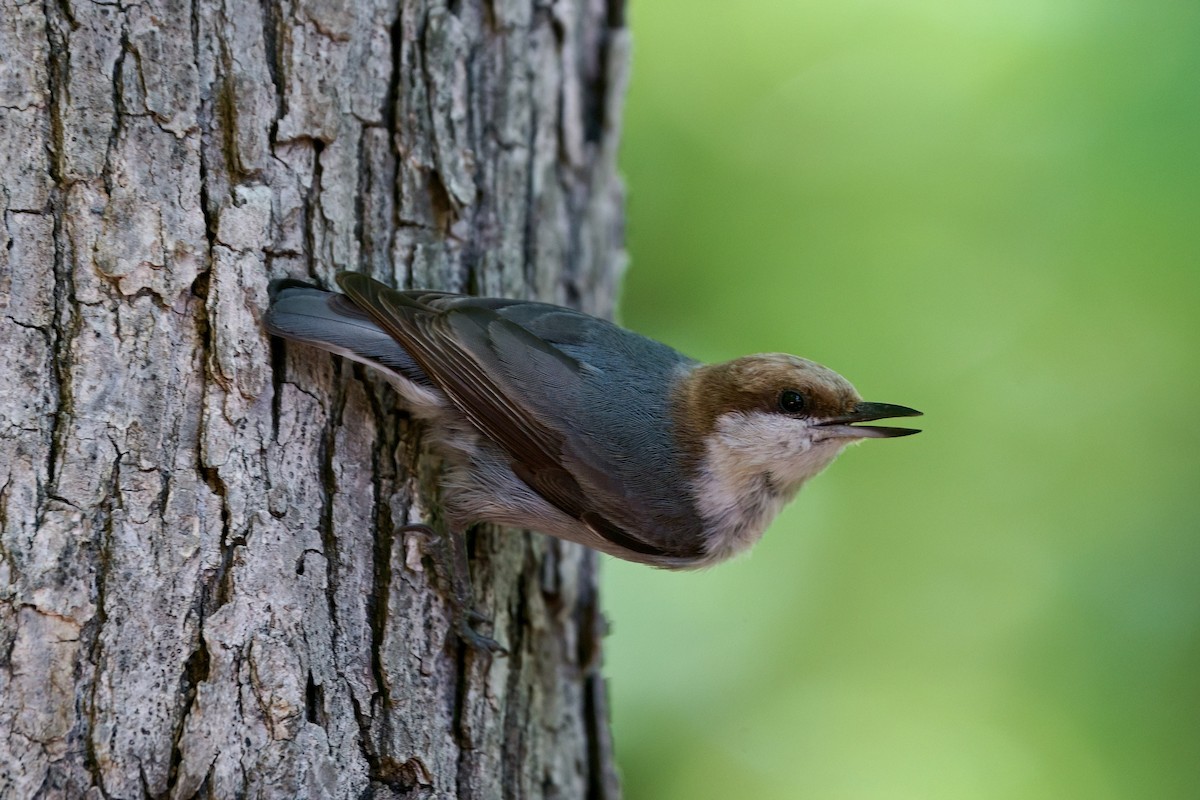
(0, 0, 628, 795)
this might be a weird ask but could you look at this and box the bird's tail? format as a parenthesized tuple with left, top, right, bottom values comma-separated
(264, 281, 430, 386)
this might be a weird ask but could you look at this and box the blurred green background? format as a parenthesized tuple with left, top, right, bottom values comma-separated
(603, 1, 1200, 798)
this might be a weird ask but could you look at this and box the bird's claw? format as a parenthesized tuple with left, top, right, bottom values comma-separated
(455, 614, 507, 655)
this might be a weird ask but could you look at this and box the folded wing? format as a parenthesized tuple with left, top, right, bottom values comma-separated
(337, 273, 706, 561)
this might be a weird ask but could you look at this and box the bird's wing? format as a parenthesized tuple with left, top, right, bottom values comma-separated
(337, 273, 702, 561)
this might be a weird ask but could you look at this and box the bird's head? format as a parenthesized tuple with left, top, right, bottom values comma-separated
(675, 353, 921, 495)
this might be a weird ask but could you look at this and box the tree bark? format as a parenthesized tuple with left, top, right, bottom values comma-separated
(0, 0, 628, 795)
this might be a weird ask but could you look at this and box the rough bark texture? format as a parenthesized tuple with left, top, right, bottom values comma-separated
(0, 0, 628, 795)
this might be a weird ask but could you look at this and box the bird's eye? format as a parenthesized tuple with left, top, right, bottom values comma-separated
(778, 389, 807, 415)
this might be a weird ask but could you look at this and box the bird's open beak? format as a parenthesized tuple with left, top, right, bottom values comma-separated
(815, 401, 923, 439)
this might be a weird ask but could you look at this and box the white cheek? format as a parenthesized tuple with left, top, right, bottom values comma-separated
(774, 436, 846, 487)
(711, 412, 843, 485)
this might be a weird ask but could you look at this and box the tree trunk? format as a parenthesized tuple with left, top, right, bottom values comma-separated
(0, 0, 628, 795)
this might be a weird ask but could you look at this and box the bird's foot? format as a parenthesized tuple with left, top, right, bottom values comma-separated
(454, 615, 507, 655)
(398, 522, 507, 657)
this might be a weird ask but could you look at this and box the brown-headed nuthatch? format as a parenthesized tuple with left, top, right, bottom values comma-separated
(265, 273, 921, 652)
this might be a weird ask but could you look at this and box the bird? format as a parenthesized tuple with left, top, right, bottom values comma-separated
(264, 272, 921, 652)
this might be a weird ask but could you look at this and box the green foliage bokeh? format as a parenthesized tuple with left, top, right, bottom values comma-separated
(603, 1, 1200, 798)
